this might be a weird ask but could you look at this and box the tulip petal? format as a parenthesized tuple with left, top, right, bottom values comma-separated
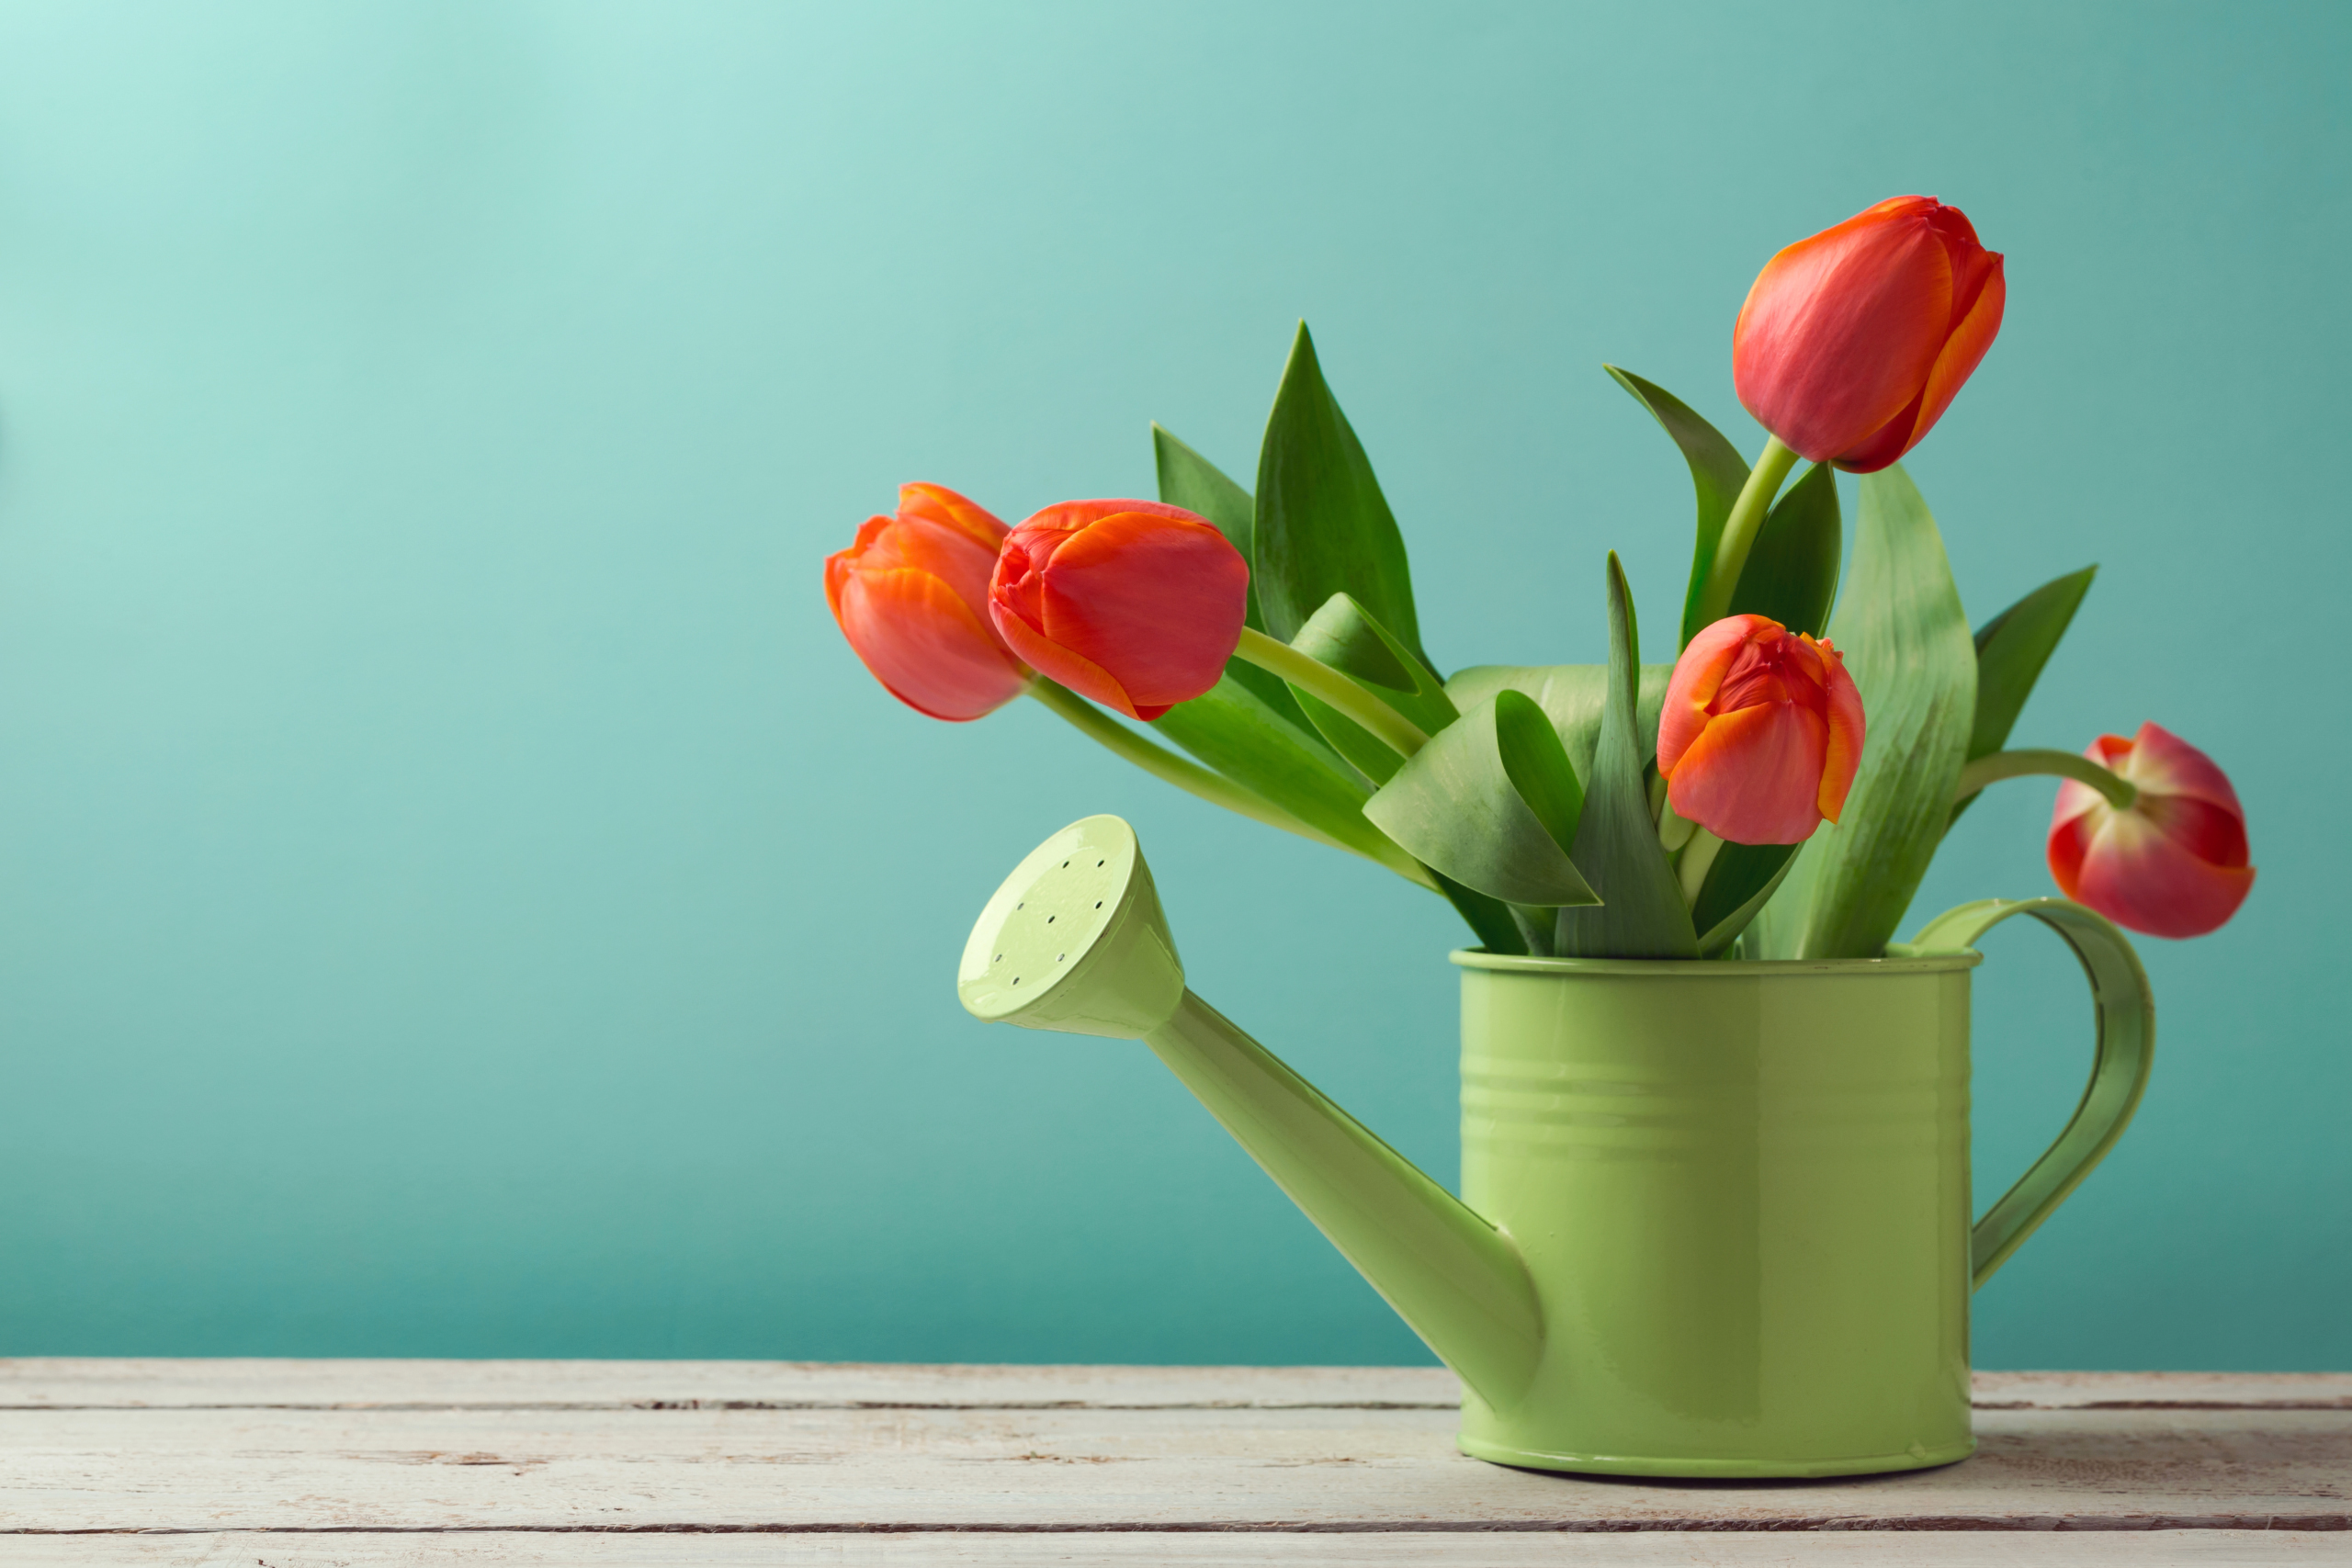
(1014, 497, 1208, 536)
(838, 568, 1029, 721)
(854, 512, 1003, 610)
(2118, 721, 2247, 820)
(895, 483, 1008, 552)
(1657, 615, 1772, 773)
(1882, 256, 2006, 470)
(1734, 200, 1955, 465)
(2046, 803, 2098, 900)
(988, 598, 1142, 718)
(1815, 647, 1865, 822)
(1666, 700, 1830, 845)
(2070, 806, 2256, 939)
(1033, 511, 1249, 712)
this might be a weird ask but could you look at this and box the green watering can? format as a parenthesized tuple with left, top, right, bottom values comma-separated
(959, 815, 2155, 1479)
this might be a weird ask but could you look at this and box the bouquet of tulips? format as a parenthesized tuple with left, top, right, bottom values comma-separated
(827, 197, 2254, 959)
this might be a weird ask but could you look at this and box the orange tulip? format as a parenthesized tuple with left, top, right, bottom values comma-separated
(824, 483, 1030, 721)
(1657, 615, 1865, 845)
(2048, 723, 2254, 939)
(1733, 196, 2006, 473)
(987, 500, 1248, 720)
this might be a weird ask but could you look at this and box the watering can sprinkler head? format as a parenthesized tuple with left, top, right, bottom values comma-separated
(957, 814, 1547, 1409)
(957, 815, 1185, 1040)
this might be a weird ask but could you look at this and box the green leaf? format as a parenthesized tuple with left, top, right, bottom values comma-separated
(1288, 592, 1459, 785)
(1945, 564, 2097, 832)
(1152, 423, 1319, 733)
(1553, 556, 1699, 959)
(1150, 673, 1400, 866)
(1430, 870, 1529, 956)
(1444, 662, 1676, 785)
(1728, 460, 1842, 638)
(1605, 367, 1750, 649)
(1757, 465, 1977, 959)
(1363, 691, 1596, 908)
(1255, 323, 1429, 668)
(1152, 422, 1256, 561)
(1970, 565, 2096, 760)
(1690, 840, 1803, 958)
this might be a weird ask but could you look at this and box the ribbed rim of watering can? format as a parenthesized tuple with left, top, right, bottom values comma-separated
(1451, 947, 1984, 976)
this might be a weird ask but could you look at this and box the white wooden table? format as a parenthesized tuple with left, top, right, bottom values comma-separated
(0, 1362, 2345, 1563)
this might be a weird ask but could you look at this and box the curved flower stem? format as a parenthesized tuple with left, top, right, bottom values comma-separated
(1692, 434, 1802, 631)
(1024, 679, 1345, 851)
(1951, 748, 2138, 810)
(1231, 626, 1430, 758)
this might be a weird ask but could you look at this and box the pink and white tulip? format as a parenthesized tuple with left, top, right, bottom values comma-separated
(2048, 723, 2254, 938)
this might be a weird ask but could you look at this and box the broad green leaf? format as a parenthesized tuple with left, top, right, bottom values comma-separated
(1606, 367, 1749, 649)
(1554, 557, 1699, 959)
(1759, 465, 1977, 959)
(1431, 870, 1528, 956)
(1494, 689, 1585, 853)
(1151, 673, 1400, 866)
(1363, 691, 1596, 908)
(1690, 839, 1803, 958)
(1255, 323, 1430, 667)
(1289, 592, 1459, 785)
(1970, 565, 2095, 760)
(1445, 662, 1675, 785)
(1729, 460, 1842, 638)
(1152, 423, 1317, 733)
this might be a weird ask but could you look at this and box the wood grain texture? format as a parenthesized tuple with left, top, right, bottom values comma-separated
(3, 1529, 2346, 1565)
(0, 1363, 2343, 1551)
(5, 1360, 2344, 1411)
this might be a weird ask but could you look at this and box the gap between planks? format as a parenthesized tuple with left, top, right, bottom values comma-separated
(2, 1362, 2345, 1413)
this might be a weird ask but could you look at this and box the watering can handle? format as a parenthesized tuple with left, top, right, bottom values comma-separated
(1894, 897, 2155, 1292)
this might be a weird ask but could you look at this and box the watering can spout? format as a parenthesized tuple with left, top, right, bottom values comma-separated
(958, 815, 1544, 1409)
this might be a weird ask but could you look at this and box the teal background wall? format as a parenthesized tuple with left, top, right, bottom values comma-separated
(0, 1, 2342, 1369)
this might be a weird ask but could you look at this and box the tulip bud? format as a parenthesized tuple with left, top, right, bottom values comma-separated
(2048, 723, 2254, 939)
(987, 501, 1249, 721)
(825, 483, 1031, 721)
(1734, 196, 2006, 474)
(1657, 615, 1865, 845)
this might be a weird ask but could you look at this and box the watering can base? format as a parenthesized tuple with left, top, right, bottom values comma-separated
(1453, 1432, 1977, 1479)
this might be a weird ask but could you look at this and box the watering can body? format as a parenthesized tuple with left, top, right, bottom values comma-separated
(962, 817, 2154, 1479)
(1453, 952, 1975, 1474)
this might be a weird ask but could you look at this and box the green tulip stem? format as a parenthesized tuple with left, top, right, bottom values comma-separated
(1693, 434, 1803, 630)
(1026, 679, 1438, 888)
(1232, 626, 1431, 758)
(1951, 749, 2138, 811)
(1024, 680, 1344, 848)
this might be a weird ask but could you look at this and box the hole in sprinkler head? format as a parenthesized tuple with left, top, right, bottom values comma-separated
(1094, 900, 1103, 908)
(1061, 860, 1069, 868)
(1097, 859, 1104, 866)
(1016, 901, 1024, 910)
(1046, 915, 1056, 923)
(1056, 953, 1065, 962)
(1012, 976, 1021, 986)
(993, 953, 1002, 964)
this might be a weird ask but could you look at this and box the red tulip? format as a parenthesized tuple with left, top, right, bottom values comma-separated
(1733, 196, 2006, 474)
(2048, 723, 2253, 939)
(825, 483, 1030, 721)
(988, 500, 1248, 720)
(1657, 615, 1865, 845)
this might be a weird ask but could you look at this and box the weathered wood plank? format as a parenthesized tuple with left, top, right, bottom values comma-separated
(2, 1360, 2344, 1412)
(0, 1404, 2343, 1532)
(1, 1529, 2343, 1565)
(0, 1361, 1460, 1411)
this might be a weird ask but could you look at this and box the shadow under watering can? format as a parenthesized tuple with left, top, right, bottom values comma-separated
(959, 815, 2154, 1479)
